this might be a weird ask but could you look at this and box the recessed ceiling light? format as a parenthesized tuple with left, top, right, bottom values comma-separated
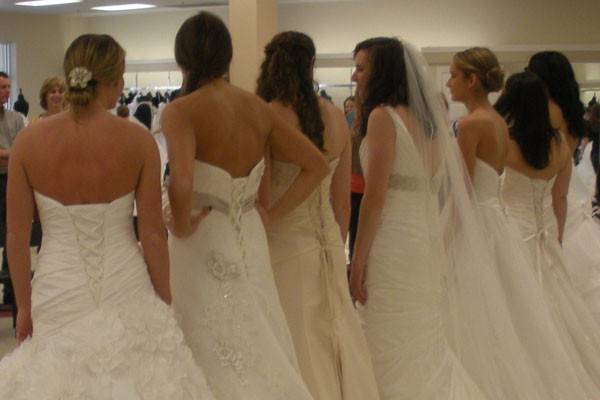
(91, 3, 156, 11)
(15, 0, 81, 6)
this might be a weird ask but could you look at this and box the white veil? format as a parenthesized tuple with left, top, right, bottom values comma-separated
(401, 42, 550, 400)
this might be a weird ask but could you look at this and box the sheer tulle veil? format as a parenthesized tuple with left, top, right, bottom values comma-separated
(400, 41, 549, 400)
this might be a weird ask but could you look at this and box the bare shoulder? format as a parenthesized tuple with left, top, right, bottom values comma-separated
(368, 105, 393, 123)
(161, 95, 189, 121)
(459, 110, 495, 131)
(366, 105, 396, 137)
(268, 99, 293, 116)
(548, 101, 565, 130)
(10, 122, 37, 156)
(104, 113, 156, 154)
(227, 83, 265, 108)
(319, 97, 345, 123)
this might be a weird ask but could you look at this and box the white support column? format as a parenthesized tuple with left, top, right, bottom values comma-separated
(229, 0, 278, 92)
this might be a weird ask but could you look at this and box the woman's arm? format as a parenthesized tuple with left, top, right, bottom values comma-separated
(552, 144, 572, 244)
(350, 107, 396, 304)
(135, 131, 172, 304)
(6, 132, 34, 343)
(161, 103, 199, 238)
(265, 104, 328, 223)
(330, 124, 352, 241)
(456, 117, 483, 179)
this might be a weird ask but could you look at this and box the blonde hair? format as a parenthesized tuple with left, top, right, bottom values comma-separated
(63, 34, 125, 112)
(39, 76, 66, 110)
(453, 47, 504, 92)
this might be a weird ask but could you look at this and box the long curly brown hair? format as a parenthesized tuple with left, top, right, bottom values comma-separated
(256, 31, 325, 151)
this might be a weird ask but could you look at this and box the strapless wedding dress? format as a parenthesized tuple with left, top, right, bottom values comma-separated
(169, 159, 314, 400)
(0, 191, 214, 400)
(503, 167, 600, 396)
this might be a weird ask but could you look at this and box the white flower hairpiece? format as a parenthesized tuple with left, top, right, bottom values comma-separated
(68, 67, 93, 89)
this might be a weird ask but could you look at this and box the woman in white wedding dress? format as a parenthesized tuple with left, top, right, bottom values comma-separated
(348, 37, 549, 400)
(497, 70, 600, 394)
(528, 51, 600, 324)
(164, 13, 327, 400)
(0, 34, 214, 400)
(450, 47, 598, 399)
(256, 31, 380, 400)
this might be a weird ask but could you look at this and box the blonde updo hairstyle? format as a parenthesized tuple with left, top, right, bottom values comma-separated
(39, 76, 66, 110)
(63, 34, 125, 112)
(453, 47, 505, 93)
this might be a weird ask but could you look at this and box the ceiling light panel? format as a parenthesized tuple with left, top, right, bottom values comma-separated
(15, 0, 81, 6)
(91, 3, 156, 11)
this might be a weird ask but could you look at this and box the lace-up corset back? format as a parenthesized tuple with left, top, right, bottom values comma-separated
(502, 168, 558, 239)
(269, 158, 339, 234)
(192, 160, 264, 217)
(32, 191, 152, 334)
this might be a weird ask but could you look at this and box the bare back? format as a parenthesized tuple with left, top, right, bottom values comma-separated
(272, 97, 349, 161)
(18, 110, 152, 205)
(506, 114, 571, 181)
(171, 81, 270, 177)
(507, 139, 569, 180)
(459, 106, 509, 175)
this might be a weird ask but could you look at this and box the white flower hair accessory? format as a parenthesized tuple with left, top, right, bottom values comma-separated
(68, 67, 93, 90)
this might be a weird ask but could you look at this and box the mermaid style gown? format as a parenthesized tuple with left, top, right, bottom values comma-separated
(169, 159, 314, 400)
(266, 158, 380, 400)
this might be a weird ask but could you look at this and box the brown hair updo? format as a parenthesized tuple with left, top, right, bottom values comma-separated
(63, 34, 125, 112)
(453, 47, 504, 92)
(175, 12, 232, 95)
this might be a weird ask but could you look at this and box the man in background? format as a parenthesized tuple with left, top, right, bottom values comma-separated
(0, 71, 24, 305)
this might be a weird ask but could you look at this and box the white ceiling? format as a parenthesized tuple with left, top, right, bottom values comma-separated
(0, 0, 352, 16)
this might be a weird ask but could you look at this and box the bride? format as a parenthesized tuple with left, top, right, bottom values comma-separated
(449, 47, 596, 399)
(164, 12, 327, 400)
(349, 37, 488, 400)
(349, 37, 550, 400)
(498, 68, 600, 395)
(0, 34, 214, 399)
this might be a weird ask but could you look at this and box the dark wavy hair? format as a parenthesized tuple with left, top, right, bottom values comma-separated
(527, 51, 585, 140)
(353, 37, 408, 137)
(174, 12, 232, 95)
(256, 31, 324, 151)
(495, 72, 559, 170)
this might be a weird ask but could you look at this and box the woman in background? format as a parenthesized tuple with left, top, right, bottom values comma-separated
(29, 76, 66, 124)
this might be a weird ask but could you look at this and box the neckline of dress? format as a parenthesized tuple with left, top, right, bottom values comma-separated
(194, 158, 265, 180)
(504, 166, 558, 184)
(34, 190, 134, 208)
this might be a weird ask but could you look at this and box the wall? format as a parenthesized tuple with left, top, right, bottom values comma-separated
(75, 7, 228, 61)
(3, 0, 600, 116)
(70, 0, 600, 62)
(0, 12, 66, 117)
(280, 0, 600, 53)
(60, 0, 600, 109)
